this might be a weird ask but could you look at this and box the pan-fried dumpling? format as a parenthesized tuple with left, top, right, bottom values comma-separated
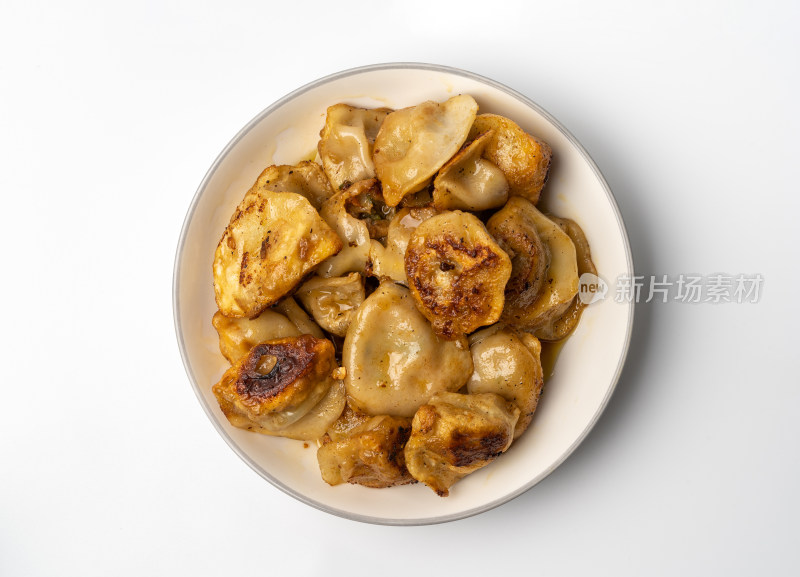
(275, 379, 346, 441)
(212, 296, 325, 364)
(466, 325, 543, 438)
(432, 131, 509, 211)
(317, 415, 415, 488)
(318, 104, 392, 191)
(295, 272, 365, 337)
(245, 161, 335, 210)
(486, 196, 548, 321)
(404, 392, 519, 496)
(405, 211, 512, 338)
(494, 200, 579, 332)
(531, 216, 597, 341)
(343, 282, 473, 417)
(369, 207, 437, 284)
(318, 179, 381, 278)
(213, 191, 342, 318)
(212, 309, 301, 365)
(212, 335, 339, 434)
(272, 296, 325, 339)
(467, 114, 552, 205)
(374, 94, 479, 207)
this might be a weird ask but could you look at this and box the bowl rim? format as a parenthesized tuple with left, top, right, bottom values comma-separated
(173, 62, 635, 526)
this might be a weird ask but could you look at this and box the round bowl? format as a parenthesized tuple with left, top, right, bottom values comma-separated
(173, 63, 634, 525)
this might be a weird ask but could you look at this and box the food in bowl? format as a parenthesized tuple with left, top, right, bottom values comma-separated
(209, 94, 595, 496)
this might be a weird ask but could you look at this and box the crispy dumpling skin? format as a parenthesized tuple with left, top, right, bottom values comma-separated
(317, 415, 415, 488)
(466, 325, 544, 438)
(369, 207, 438, 284)
(245, 161, 335, 210)
(496, 201, 579, 332)
(213, 191, 342, 318)
(295, 272, 365, 337)
(318, 104, 393, 191)
(486, 196, 548, 321)
(343, 282, 473, 417)
(404, 392, 519, 497)
(212, 335, 337, 433)
(468, 114, 552, 205)
(374, 94, 479, 207)
(433, 131, 509, 211)
(405, 211, 512, 338)
(533, 216, 597, 341)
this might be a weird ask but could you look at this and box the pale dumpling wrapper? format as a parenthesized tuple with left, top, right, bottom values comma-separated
(295, 272, 365, 337)
(466, 325, 544, 438)
(317, 180, 376, 278)
(374, 94, 479, 207)
(369, 207, 437, 284)
(433, 130, 509, 211)
(343, 282, 473, 417)
(318, 104, 392, 191)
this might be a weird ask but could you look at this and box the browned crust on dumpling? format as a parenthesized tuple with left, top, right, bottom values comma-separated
(317, 415, 416, 488)
(486, 197, 548, 318)
(213, 335, 336, 419)
(404, 212, 511, 338)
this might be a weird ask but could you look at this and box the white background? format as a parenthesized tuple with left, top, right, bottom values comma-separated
(2, 1, 798, 575)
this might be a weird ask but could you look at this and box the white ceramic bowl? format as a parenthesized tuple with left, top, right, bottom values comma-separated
(174, 63, 634, 525)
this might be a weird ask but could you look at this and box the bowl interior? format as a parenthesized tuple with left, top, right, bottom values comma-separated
(174, 64, 633, 524)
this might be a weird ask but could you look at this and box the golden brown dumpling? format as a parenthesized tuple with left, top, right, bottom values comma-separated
(212, 335, 339, 435)
(405, 211, 512, 338)
(404, 392, 519, 496)
(374, 94, 478, 207)
(245, 161, 335, 210)
(343, 282, 473, 417)
(486, 196, 548, 321)
(369, 207, 437, 284)
(318, 104, 393, 191)
(317, 415, 415, 488)
(494, 200, 579, 332)
(466, 325, 544, 438)
(468, 114, 552, 205)
(213, 191, 342, 318)
(532, 216, 597, 341)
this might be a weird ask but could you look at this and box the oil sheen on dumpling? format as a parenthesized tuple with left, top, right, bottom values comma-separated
(213, 191, 342, 318)
(373, 94, 479, 207)
(495, 200, 579, 332)
(466, 325, 544, 438)
(404, 211, 512, 338)
(467, 114, 552, 205)
(433, 130, 509, 211)
(317, 180, 377, 278)
(295, 273, 365, 337)
(318, 104, 392, 191)
(404, 391, 519, 496)
(244, 161, 335, 210)
(369, 207, 437, 284)
(343, 282, 473, 417)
